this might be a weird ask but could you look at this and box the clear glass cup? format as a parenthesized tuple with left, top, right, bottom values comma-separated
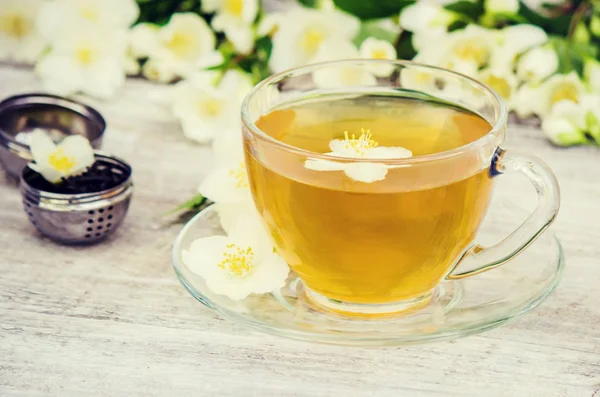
(241, 60, 560, 316)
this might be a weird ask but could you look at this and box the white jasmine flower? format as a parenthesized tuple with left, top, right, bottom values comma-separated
(182, 213, 289, 300)
(359, 37, 397, 77)
(212, 128, 244, 161)
(0, 0, 46, 63)
(269, 8, 359, 73)
(501, 24, 548, 54)
(208, 128, 257, 233)
(584, 58, 600, 93)
(515, 72, 587, 118)
(202, 0, 258, 54)
(199, 158, 251, 204)
(491, 24, 548, 70)
(417, 25, 496, 77)
(257, 12, 282, 37)
(129, 23, 160, 59)
(541, 98, 593, 146)
(304, 129, 412, 183)
(399, 2, 456, 34)
(399, 65, 439, 94)
(142, 59, 177, 83)
(28, 131, 95, 183)
(124, 52, 140, 76)
(141, 13, 217, 78)
(208, 127, 247, 202)
(484, 0, 519, 14)
(38, 0, 139, 40)
(172, 70, 252, 143)
(516, 46, 558, 84)
(478, 67, 518, 105)
(311, 39, 376, 88)
(35, 27, 127, 99)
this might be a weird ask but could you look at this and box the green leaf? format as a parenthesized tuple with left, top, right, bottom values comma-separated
(551, 37, 598, 75)
(447, 19, 468, 32)
(162, 193, 206, 216)
(353, 20, 398, 46)
(444, 0, 484, 19)
(255, 36, 273, 61)
(333, 0, 415, 20)
(518, 2, 573, 36)
(395, 30, 416, 60)
(297, 0, 319, 7)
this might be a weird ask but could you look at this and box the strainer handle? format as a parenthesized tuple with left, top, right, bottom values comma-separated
(447, 148, 560, 280)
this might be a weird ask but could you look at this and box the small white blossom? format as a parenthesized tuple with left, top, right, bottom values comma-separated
(35, 27, 127, 99)
(514, 72, 586, 118)
(399, 2, 455, 34)
(0, 0, 46, 63)
(359, 37, 397, 77)
(28, 131, 95, 183)
(399, 65, 439, 94)
(129, 23, 160, 59)
(37, 0, 139, 40)
(199, 127, 249, 205)
(311, 39, 376, 88)
(484, 0, 519, 14)
(540, 95, 600, 146)
(172, 70, 252, 143)
(257, 12, 282, 37)
(516, 46, 558, 84)
(490, 24, 548, 70)
(138, 13, 218, 78)
(182, 213, 289, 300)
(202, 0, 258, 54)
(212, 127, 244, 161)
(208, 128, 256, 233)
(142, 59, 177, 83)
(478, 67, 518, 106)
(269, 8, 359, 73)
(124, 53, 140, 76)
(416, 25, 497, 77)
(304, 129, 412, 183)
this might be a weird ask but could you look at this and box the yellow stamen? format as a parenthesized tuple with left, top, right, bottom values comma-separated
(484, 75, 512, 99)
(79, 6, 98, 22)
(75, 47, 94, 65)
(343, 128, 378, 157)
(48, 148, 75, 173)
(371, 49, 388, 60)
(454, 40, 489, 66)
(218, 243, 254, 277)
(229, 162, 248, 188)
(0, 13, 30, 39)
(551, 83, 580, 105)
(300, 27, 324, 57)
(167, 31, 193, 58)
(197, 98, 224, 118)
(224, 0, 244, 17)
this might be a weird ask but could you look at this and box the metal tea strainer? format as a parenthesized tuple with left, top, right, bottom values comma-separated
(20, 153, 133, 244)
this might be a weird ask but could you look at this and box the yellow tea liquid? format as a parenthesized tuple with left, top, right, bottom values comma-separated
(247, 95, 494, 304)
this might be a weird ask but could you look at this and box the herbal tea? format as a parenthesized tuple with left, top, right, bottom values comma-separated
(246, 95, 494, 304)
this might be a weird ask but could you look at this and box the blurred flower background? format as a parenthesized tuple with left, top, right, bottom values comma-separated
(1, 0, 599, 147)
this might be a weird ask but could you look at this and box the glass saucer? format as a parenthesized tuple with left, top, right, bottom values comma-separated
(172, 205, 564, 347)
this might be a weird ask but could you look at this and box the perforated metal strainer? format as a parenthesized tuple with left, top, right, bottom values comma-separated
(20, 153, 133, 245)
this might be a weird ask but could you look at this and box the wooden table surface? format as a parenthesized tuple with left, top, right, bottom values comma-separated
(1, 64, 599, 397)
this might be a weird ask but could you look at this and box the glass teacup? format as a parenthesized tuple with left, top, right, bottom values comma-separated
(241, 60, 560, 316)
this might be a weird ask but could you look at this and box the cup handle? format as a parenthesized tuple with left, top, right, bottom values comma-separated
(447, 148, 560, 280)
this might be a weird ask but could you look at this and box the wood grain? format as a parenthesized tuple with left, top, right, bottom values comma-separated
(0, 64, 599, 397)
